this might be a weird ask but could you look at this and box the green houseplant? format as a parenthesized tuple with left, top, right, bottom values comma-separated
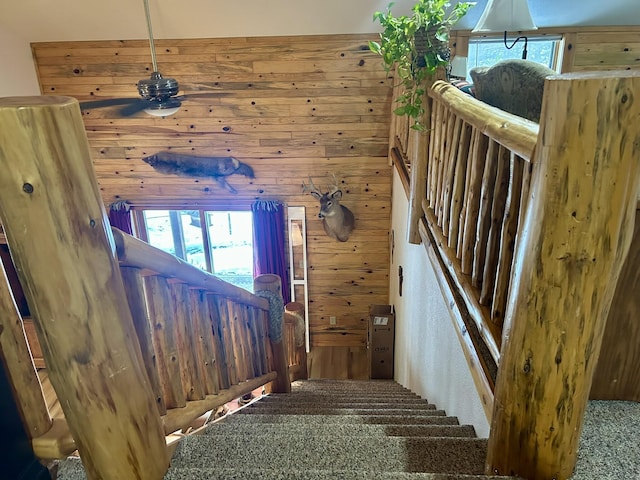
(370, 0, 475, 129)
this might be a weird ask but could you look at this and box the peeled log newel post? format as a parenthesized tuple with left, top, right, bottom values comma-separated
(487, 71, 640, 479)
(0, 96, 168, 479)
(254, 274, 291, 393)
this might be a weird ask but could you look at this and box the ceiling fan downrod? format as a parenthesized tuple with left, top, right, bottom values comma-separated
(137, 0, 180, 111)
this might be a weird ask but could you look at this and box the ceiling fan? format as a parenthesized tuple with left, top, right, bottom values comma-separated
(80, 0, 222, 117)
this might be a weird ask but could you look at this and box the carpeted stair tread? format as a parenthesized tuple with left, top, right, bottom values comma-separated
(206, 422, 477, 438)
(222, 413, 462, 425)
(261, 399, 432, 406)
(250, 401, 438, 410)
(165, 468, 516, 480)
(266, 393, 426, 402)
(171, 434, 488, 474)
(55, 458, 516, 480)
(291, 380, 411, 392)
(237, 406, 447, 416)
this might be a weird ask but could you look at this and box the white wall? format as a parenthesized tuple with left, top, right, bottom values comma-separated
(0, 26, 40, 97)
(389, 171, 490, 438)
(3, 0, 640, 43)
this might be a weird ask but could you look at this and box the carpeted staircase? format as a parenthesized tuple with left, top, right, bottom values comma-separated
(57, 379, 515, 479)
(163, 379, 514, 479)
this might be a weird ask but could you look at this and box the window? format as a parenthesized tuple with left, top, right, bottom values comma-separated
(135, 209, 254, 292)
(463, 35, 562, 80)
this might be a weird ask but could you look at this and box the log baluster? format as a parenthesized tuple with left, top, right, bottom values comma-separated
(480, 145, 511, 305)
(120, 267, 166, 415)
(230, 300, 250, 381)
(145, 275, 186, 409)
(243, 304, 260, 378)
(206, 294, 229, 390)
(211, 295, 235, 387)
(169, 281, 205, 401)
(472, 140, 499, 288)
(460, 133, 489, 272)
(448, 122, 473, 251)
(188, 289, 220, 395)
(441, 117, 463, 236)
(491, 154, 525, 326)
(254, 306, 270, 375)
(434, 108, 453, 222)
(456, 127, 479, 258)
(429, 101, 445, 209)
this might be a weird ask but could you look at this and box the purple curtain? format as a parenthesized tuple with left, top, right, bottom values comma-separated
(252, 200, 290, 305)
(108, 200, 133, 235)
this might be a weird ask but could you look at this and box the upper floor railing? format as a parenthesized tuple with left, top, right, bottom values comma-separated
(391, 71, 640, 479)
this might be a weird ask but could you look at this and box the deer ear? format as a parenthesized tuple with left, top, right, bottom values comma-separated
(331, 190, 343, 200)
(310, 192, 322, 200)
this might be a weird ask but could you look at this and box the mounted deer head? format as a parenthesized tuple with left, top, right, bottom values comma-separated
(303, 175, 355, 242)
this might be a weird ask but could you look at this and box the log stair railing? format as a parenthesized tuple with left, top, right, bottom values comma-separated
(422, 81, 539, 361)
(397, 71, 640, 479)
(0, 96, 295, 480)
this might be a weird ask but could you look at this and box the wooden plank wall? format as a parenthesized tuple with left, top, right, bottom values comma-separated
(451, 26, 640, 73)
(30, 34, 393, 352)
(563, 28, 640, 72)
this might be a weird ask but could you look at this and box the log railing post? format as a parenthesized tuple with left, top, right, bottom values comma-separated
(487, 71, 640, 479)
(254, 274, 291, 393)
(0, 261, 52, 438)
(0, 96, 168, 479)
(284, 301, 308, 381)
(407, 83, 433, 244)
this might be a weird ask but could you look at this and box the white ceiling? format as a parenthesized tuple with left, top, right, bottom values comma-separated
(1, 0, 639, 43)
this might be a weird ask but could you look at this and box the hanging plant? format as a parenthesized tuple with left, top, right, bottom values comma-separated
(370, 0, 475, 129)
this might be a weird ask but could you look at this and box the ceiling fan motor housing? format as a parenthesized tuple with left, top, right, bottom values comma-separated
(137, 71, 180, 99)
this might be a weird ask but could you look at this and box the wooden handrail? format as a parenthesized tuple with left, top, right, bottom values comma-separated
(428, 81, 538, 162)
(112, 228, 268, 311)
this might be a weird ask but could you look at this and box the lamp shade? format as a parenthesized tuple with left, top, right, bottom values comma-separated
(450, 56, 468, 78)
(472, 0, 537, 32)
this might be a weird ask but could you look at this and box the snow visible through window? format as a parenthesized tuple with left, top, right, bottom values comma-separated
(141, 209, 254, 292)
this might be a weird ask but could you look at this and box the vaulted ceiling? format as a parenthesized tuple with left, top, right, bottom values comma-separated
(1, 0, 639, 43)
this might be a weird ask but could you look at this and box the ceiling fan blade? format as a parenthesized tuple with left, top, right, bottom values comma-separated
(79, 97, 139, 110)
(118, 99, 151, 117)
(179, 92, 229, 100)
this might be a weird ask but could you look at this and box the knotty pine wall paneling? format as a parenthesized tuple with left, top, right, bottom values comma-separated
(450, 26, 640, 73)
(31, 34, 394, 353)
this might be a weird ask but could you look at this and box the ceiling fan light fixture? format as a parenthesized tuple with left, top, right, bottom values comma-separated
(143, 97, 182, 117)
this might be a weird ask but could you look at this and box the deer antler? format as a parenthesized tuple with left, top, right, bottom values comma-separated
(302, 175, 323, 195)
(328, 173, 344, 195)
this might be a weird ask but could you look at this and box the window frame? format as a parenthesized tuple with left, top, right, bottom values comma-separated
(131, 207, 254, 291)
(464, 33, 564, 78)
